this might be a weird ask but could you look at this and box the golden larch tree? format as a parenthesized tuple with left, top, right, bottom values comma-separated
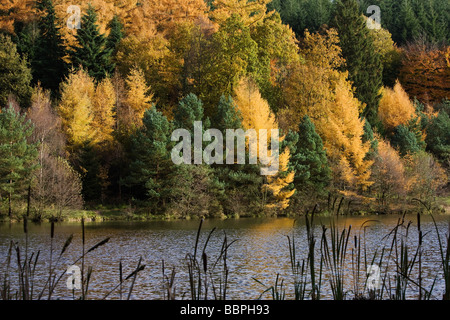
(119, 66, 153, 131)
(92, 77, 116, 144)
(378, 80, 417, 132)
(234, 76, 295, 210)
(58, 69, 95, 149)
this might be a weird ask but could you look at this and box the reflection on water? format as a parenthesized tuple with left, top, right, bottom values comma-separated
(0, 214, 449, 300)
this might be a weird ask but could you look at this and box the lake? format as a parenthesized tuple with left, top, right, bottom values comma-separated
(1, 214, 449, 300)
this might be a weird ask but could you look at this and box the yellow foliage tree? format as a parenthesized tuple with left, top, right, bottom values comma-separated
(92, 77, 116, 144)
(320, 75, 373, 192)
(58, 69, 95, 149)
(378, 80, 417, 132)
(372, 138, 407, 209)
(0, 0, 35, 33)
(117, 67, 153, 132)
(233, 76, 295, 210)
(279, 28, 345, 132)
(210, 0, 273, 27)
(233, 77, 276, 132)
(263, 146, 295, 210)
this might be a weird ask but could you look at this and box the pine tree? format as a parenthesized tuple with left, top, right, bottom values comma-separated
(70, 4, 113, 82)
(291, 115, 331, 193)
(0, 104, 39, 217)
(425, 110, 450, 163)
(173, 93, 206, 131)
(32, 0, 68, 95)
(332, 0, 383, 129)
(0, 34, 33, 107)
(105, 15, 124, 55)
(125, 108, 173, 212)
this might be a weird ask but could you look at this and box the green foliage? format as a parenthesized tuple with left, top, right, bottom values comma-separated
(105, 15, 124, 55)
(268, 0, 333, 35)
(211, 95, 242, 132)
(425, 110, 450, 163)
(361, 0, 449, 45)
(0, 104, 39, 216)
(173, 93, 207, 130)
(124, 108, 173, 212)
(290, 115, 331, 193)
(32, 0, 68, 94)
(0, 34, 32, 107)
(332, 0, 383, 129)
(391, 124, 425, 156)
(70, 4, 113, 82)
(199, 14, 259, 114)
(77, 142, 101, 203)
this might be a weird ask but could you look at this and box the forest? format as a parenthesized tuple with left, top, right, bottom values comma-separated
(0, 0, 449, 221)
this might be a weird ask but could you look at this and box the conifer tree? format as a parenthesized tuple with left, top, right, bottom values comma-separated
(105, 15, 124, 55)
(32, 0, 68, 94)
(0, 104, 39, 217)
(291, 115, 331, 194)
(70, 4, 113, 82)
(0, 34, 32, 107)
(332, 0, 383, 129)
(125, 108, 173, 211)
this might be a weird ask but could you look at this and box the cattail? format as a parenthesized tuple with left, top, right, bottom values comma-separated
(50, 221, 55, 239)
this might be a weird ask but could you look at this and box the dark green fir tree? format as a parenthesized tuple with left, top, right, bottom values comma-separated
(32, 0, 69, 95)
(70, 4, 113, 82)
(0, 104, 39, 217)
(332, 0, 383, 129)
(0, 34, 33, 107)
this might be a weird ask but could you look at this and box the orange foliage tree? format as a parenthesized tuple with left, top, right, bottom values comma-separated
(399, 42, 450, 104)
(378, 80, 417, 132)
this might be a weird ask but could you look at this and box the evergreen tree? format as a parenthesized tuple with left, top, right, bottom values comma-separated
(0, 104, 39, 217)
(291, 115, 331, 193)
(211, 95, 242, 132)
(32, 0, 68, 95)
(0, 34, 32, 107)
(78, 142, 102, 203)
(173, 93, 207, 131)
(125, 108, 173, 212)
(391, 124, 423, 156)
(70, 4, 113, 82)
(332, 0, 383, 129)
(425, 111, 450, 162)
(105, 15, 124, 55)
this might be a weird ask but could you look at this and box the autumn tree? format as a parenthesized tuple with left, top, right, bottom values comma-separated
(371, 139, 407, 211)
(378, 81, 417, 132)
(399, 42, 450, 105)
(57, 69, 95, 150)
(279, 28, 344, 131)
(320, 76, 374, 193)
(406, 152, 448, 208)
(118, 67, 154, 133)
(92, 77, 116, 144)
(262, 146, 295, 211)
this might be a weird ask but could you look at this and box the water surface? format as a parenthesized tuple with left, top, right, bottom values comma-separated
(0, 214, 449, 300)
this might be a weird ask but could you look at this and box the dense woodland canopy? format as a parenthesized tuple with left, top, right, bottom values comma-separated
(0, 0, 448, 220)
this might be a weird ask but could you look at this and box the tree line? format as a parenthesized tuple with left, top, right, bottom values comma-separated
(0, 0, 448, 220)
